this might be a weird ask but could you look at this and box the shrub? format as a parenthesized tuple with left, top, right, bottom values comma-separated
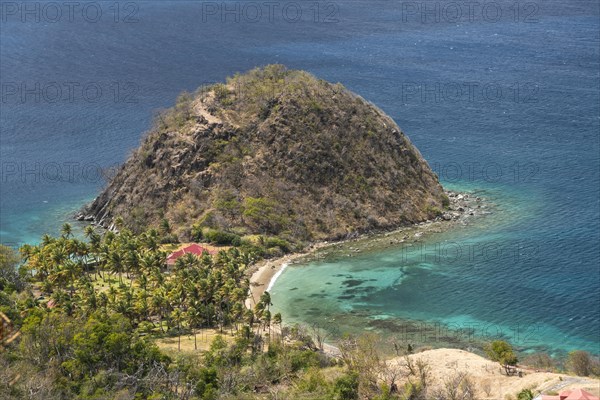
(238, 239, 266, 258)
(264, 236, 291, 252)
(425, 205, 443, 217)
(289, 349, 320, 372)
(197, 211, 218, 229)
(332, 371, 359, 400)
(441, 194, 450, 208)
(372, 384, 394, 400)
(159, 233, 179, 244)
(266, 246, 285, 258)
(522, 352, 556, 371)
(567, 350, 600, 376)
(517, 389, 535, 400)
(242, 197, 288, 234)
(191, 224, 204, 242)
(402, 382, 425, 400)
(203, 229, 241, 246)
(213, 191, 242, 220)
(295, 367, 328, 393)
(194, 367, 219, 399)
(485, 340, 518, 375)
(213, 83, 230, 101)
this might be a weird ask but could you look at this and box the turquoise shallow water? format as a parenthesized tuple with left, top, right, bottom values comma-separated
(270, 182, 599, 356)
(1, 1, 598, 355)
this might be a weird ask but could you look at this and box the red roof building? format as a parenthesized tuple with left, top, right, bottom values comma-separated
(166, 244, 213, 266)
(542, 389, 599, 400)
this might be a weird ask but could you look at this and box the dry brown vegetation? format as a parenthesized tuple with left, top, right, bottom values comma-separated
(395, 348, 600, 400)
(85, 65, 446, 247)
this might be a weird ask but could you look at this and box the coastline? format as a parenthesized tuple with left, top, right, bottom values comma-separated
(247, 189, 491, 310)
(246, 242, 331, 309)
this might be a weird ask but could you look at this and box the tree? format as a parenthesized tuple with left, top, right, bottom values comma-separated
(242, 197, 287, 234)
(518, 388, 535, 400)
(260, 291, 272, 311)
(60, 223, 73, 238)
(332, 371, 359, 400)
(108, 251, 125, 283)
(310, 322, 329, 351)
(10, 226, 269, 397)
(187, 300, 205, 350)
(172, 308, 184, 351)
(159, 218, 171, 235)
(522, 352, 556, 371)
(0, 244, 23, 290)
(273, 312, 282, 341)
(485, 340, 518, 375)
(566, 350, 597, 376)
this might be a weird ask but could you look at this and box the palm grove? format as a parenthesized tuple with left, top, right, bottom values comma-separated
(0, 223, 293, 399)
(1, 223, 599, 399)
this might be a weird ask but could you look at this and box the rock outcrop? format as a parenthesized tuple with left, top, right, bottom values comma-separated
(84, 65, 447, 243)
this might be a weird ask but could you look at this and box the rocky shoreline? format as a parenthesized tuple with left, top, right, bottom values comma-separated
(247, 189, 493, 307)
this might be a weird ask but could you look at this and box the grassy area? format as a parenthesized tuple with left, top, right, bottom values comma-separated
(90, 273, 134, 292)
(154, 328, 235, 355)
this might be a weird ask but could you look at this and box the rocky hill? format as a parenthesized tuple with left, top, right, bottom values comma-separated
(83, 65, 447, 245)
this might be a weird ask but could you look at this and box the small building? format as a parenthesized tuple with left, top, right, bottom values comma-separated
(166, 243, 214, 266)
(541, 389, 599, 400)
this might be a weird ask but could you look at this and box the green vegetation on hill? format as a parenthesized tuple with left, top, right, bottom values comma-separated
(85, 65, 445, 245)
(0, 228, 443, 399)
(1, 227, 337, 399)
(1, 235, 599, 399)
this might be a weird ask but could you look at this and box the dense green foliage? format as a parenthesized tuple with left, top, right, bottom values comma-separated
(0, 226, 285, 398)
(0, 227, 382, 399)
(1, 231, 597, 399)
(517, 388, 535, 400)
(485, 340, 519, 375)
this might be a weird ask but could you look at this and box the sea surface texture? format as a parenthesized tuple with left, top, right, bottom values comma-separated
(1, 0, 598, 355)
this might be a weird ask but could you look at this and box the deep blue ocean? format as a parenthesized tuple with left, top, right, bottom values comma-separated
(1, 0, 598, 355)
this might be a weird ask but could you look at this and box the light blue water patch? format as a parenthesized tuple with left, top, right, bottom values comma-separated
(271, 186, 600, 355)
(1, 0, 598, 354)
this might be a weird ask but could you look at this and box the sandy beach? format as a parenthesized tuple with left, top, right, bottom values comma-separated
(247, 190, 490, 310)
(246, 243, 329, 309)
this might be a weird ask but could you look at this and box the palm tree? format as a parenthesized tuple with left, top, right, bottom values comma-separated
(260, 291, 272, 311)
(63, 259, 82, 297)
(263, 309, 272, 342)
(98, 292, 109, 313)
(151, 291, 167, 333)
(135, 289, 150, 324)
(61, 223, 73, 238)
(124, 249, 140, 284)
(108, 252, 125, 283)
(186, 301, 205, 350)
(114, 216, 125, 231)
(79, 281, 97, 314)
(172, 308, 184, 351)
(83, 225, 95, 238)
(41, 234, 54, 246)
(140, 228, 159, 251)
(254, 302, 265, 336)
(273, 312, 282, 342)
